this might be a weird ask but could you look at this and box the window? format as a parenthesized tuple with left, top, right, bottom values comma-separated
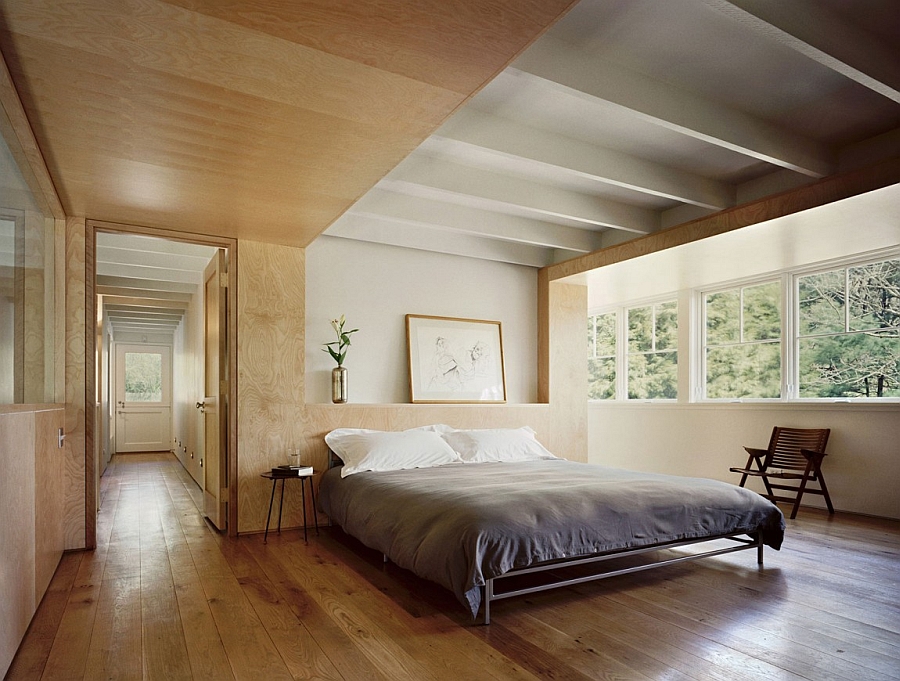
(124, 351, 163, 402)
(588, 300, 678, 400)
(588, 311, 616, 399)
(797, 258, 900, 398)
(704, 280, 782, 399)
(627, 301, 677, 399)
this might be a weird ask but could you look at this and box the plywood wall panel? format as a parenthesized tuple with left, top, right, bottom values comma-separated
(64, 217, 86, 550)
(0, 411, 36, 679)
(33, 407, 65, 605)
(236, 240, 305, 533)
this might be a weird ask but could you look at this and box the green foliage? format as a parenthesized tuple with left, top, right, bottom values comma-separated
(705, 281, 781, 398)
(628, 351, 677, 399)
(322, 315, 359, 367)
(798, 259, 899, 397)
(124, 352, 162, 402)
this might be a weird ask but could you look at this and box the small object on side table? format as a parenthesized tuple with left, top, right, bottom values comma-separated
(260, 469, 319, 543)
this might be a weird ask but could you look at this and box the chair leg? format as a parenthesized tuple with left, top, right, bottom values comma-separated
(815, 465, 835, 514)
(790, 463, 815, 520)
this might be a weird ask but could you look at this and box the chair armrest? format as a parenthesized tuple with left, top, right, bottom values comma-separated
(743, 447, 768, 458)
(800, 448, 826, 462)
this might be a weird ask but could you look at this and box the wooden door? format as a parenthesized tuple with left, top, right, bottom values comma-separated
(202, 250, 228, 530)
(114, 344, 171, 452)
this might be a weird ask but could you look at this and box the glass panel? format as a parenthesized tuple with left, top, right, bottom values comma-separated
(743, 281, 781, 341)
(798, 269, 845, 335)
(124, 352, 163, 402)
(848, 259, 900, 332)
(628, 351, 677, 399)
(654, 300, 678, 351)
(594, 311, 617, 356)
(627, 305, 652, 352)
(588, 357, 616, 400)
(799, 331, 900, 398)
(706, 342, 781, 398)
(705, 290, 739, 344)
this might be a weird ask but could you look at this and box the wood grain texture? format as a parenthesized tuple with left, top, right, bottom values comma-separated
(236, 239, 306, 533)
(33, 407, 65, 607)
(0, 0, 576, 248)
(545, 281, 587, 462)
(11, 453, 900, 681)
(0, 411, 36, 680)
(545, 157, 900, 282)
(64, 217, 87, 551)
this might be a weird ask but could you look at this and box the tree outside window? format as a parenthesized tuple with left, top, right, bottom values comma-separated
(704, 281, 781, 398)
(124, 352, 163, 402)
(798, 258, 900, 398)
(588, 312, 616, 399)
(627, 301, 677, 399)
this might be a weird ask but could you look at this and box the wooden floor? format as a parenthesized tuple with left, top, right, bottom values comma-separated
(7, 453, 900, 681)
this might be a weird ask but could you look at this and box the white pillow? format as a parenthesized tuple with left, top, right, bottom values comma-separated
(441, 427, 559, 463)
(325, 427, 462, 477)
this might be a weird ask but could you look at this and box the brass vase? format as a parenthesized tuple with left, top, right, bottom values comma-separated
(331, 366, 348, 404)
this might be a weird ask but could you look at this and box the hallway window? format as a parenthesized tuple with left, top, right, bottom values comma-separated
(124, 351, 163, 402)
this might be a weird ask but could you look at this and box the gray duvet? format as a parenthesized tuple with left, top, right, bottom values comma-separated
(317, 460, 785, 618)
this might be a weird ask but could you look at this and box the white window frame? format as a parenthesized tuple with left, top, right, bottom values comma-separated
(589, 294, 679, 402)
(694, 247, 900, 403)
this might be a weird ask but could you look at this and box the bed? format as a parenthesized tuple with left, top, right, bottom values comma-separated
(318, 426, 785, 624)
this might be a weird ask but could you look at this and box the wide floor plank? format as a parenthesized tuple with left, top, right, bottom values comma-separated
(7, 453, 900, 680)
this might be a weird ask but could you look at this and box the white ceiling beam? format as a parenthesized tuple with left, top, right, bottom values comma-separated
(513, 37, 833, 177)
(433, 109, 734, 210)
(101, 295, 189, 310)
(96, 285, 193, 301)
(96, 245, 211, 273)
(96, 261, 202, 284)
(350, 189, 602, 252)
(382, 157, 657, 234)
(701, 0, 900, 104)
(324, 220, 556, 268)
(96, 232, 219, 259)
(96, 275, 197, 294)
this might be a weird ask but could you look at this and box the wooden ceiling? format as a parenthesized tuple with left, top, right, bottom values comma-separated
(0, 0, 897, 270)
(0, 0, 578, 247)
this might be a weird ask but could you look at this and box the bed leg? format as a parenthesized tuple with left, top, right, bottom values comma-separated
(483, 581, 492, 625)
(757, 534, 764, 566)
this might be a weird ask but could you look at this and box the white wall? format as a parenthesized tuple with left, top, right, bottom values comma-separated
(589, 403, 900, 519)
(306, 236, 538, 404)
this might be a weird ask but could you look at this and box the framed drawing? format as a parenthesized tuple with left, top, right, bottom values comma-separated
(406, 314, 506, 404)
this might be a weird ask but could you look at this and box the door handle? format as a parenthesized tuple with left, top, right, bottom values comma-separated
(196, 401, 206, 412)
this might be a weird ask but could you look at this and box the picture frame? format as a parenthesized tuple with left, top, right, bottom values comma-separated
(406, 314, 506, 404)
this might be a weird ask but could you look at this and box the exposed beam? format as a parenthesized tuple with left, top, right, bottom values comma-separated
(545, 157, 900, 282)
(96, 285, 192, 301)
(96, 275, 196, 294)
(324, 221, 557, 268)
(349, 189, 602, 252)
(96, 262, 202, 284)
(96, 245, 211, 273)
(432, 109, 734, 210)
(383, 156, 657, 233)
(101, 295, 189, 310)
(513, 37, 833, 177)
(701, 0, 900, 104)
(96, 232, 219, 258)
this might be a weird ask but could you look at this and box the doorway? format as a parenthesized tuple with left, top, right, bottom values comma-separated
(85, 220, 238, 544)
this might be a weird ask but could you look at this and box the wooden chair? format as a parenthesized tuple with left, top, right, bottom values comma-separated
(730, 427, 833, 519)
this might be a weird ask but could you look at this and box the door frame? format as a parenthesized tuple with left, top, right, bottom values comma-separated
(85, 220, 238, 543)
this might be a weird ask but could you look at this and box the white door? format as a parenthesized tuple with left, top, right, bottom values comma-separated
(202, 251, 228, 530)
(114, 344, 172, 452)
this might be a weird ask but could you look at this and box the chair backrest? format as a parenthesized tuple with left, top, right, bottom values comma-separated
(765, 427, 830, 471)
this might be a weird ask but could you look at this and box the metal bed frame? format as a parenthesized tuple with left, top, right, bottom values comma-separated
(325, 450, 766, 625)
(481, 531, 764, 624)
